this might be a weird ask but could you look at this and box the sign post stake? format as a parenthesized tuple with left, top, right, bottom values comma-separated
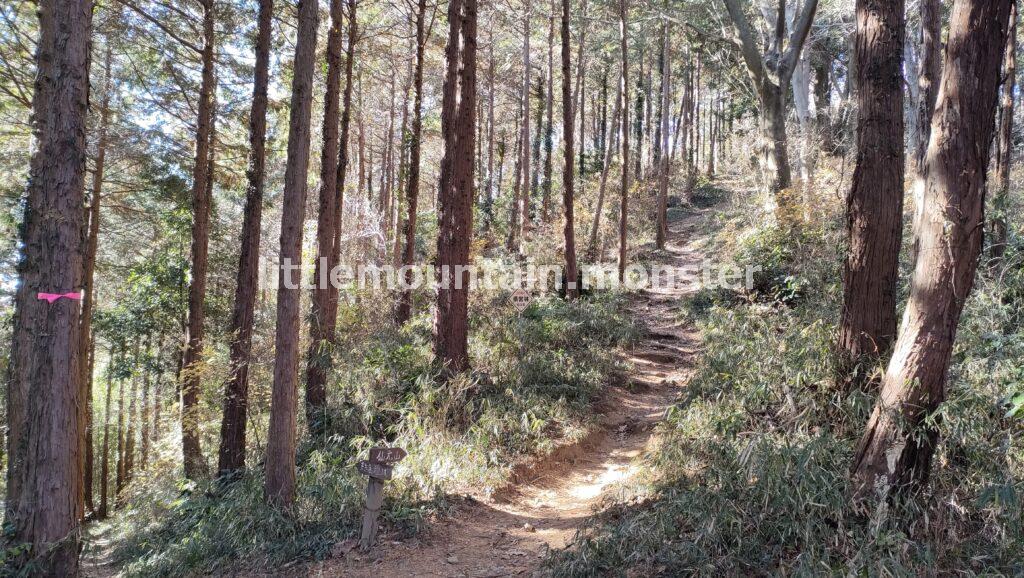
(355, 446, 407, 551)
(359, 476, 384, 551)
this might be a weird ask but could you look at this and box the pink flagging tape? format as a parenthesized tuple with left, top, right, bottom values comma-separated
(37, 292, 83, 303)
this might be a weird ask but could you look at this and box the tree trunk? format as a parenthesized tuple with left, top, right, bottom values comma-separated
(838, 0, 906, 378)
(180, 0, 216, 481)
(217, 0, 272, 479)
(561, 0, 579, 299)
(850, 0, 1012, 503)
(520, 0, 532, 244)
(656, 11, 670, 250)
(990, 0, 1017, 264)
(305, 0, 345, 433)
(911, 0, 943, 264)
(116, 375, 125, 495)
(507, 98, 525, 252)
(542, 0, 555, 222)
(99, 360, 114, 519)
(617, 0, 630, 282)
(265, 0, 319, 508)
(5, 0, 90, 569)
(433, 0, 477, 373)
(588, 72, 622, 259)
(397, 0, 427, 324)
(82, 39, 113, 516)
(141, 339, 151, 471)
(485, 30, 496, 230)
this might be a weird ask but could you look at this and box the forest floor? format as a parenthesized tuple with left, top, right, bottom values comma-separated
(295, 209, 708, 578)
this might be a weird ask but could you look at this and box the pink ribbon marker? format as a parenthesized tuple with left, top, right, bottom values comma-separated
(37, 291, 83, 304)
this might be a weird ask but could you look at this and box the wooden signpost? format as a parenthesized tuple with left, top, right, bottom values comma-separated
(358, 447, 407, 551)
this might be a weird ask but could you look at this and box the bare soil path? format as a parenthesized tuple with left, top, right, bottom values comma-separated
(305, 209, 707, 578)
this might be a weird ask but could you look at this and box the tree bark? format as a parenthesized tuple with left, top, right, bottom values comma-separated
(397, 0, 428, 324)
(5, 0, 90, 570)
(180, 0, 216, 480)
(656, 11, 670, 250)
(519, 0, 532, 246)
(561, 0, 579, 299)
(850, 0, 1013, 503)
(617, 0, 630, 282)
(305, 0, 345, 433)
(217, 0, 272, 478)
(265, 0, 319, 508)
(433, 0, 477, 373)
(542, 0, 555, 223)
(990, 0, 1017, 264)
(838, 0, 906, 377)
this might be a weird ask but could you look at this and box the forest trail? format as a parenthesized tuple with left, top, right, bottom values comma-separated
(307, 208, 707, 578)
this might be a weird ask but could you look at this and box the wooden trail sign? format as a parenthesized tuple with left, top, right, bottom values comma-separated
(369, 447, 407, 463)
(357, 460, 393, 480)
(358, 447, 407, 551)
(511, 288, 532, 313)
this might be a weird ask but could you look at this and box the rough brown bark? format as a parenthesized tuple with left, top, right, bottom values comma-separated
(520, 1, 532, 242)
(542, 0, 555, 223)
(180, 0, 216, 480)
(656, 12, 670, 250)
(217, 0, 273, 478)
(5, 0, 91, 570)
(850, 0, 1012, 503)
(265, 0, 319, 508)
(838, 0, 906, 374)
(617, 0, 630, 282)
(305, 0, 345, 432)
(561, 0, 579, 299)
(433, 0, 477, 373)
(397, 0, 428, 324)
(990, 0, 1017, 264)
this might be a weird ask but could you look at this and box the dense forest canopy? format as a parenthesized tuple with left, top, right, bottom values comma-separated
(1, 0, 1022, 574)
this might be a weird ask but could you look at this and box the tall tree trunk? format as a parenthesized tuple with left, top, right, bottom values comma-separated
(434, 0, 477, 373)
(327, 0, 358, 344)
(850, 0, 1012, 503)
(838, 0, 906, 379)
(485, 30, 496, 230)
(588, 72, 622, 259)
(561, 0, 579, 299)
(82, 39, 113, 516)
(180, 0, 216, 480)
(305, 0, 345, 433)
(265, 0, 319, 508)
(115, 375, 125, 495)
(5, 0, 91, 569)
(397, 0, 427, 324)
(617, 0, 630, 282)
(520, 0, 532, 244)
(141, 339, 151, 470)
(542, 0, 555, 222)
(656, 11, 670, 249)
(911, 0, 943, 264)
(217, 0, 272, 478)
(99, 360, 114, 519)
(990, 0, 1017, 264)
(722, 0, 818, 210)
(507, 98, 525, 252)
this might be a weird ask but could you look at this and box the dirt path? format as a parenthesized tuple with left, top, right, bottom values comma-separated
(310, 211, 706, 578)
